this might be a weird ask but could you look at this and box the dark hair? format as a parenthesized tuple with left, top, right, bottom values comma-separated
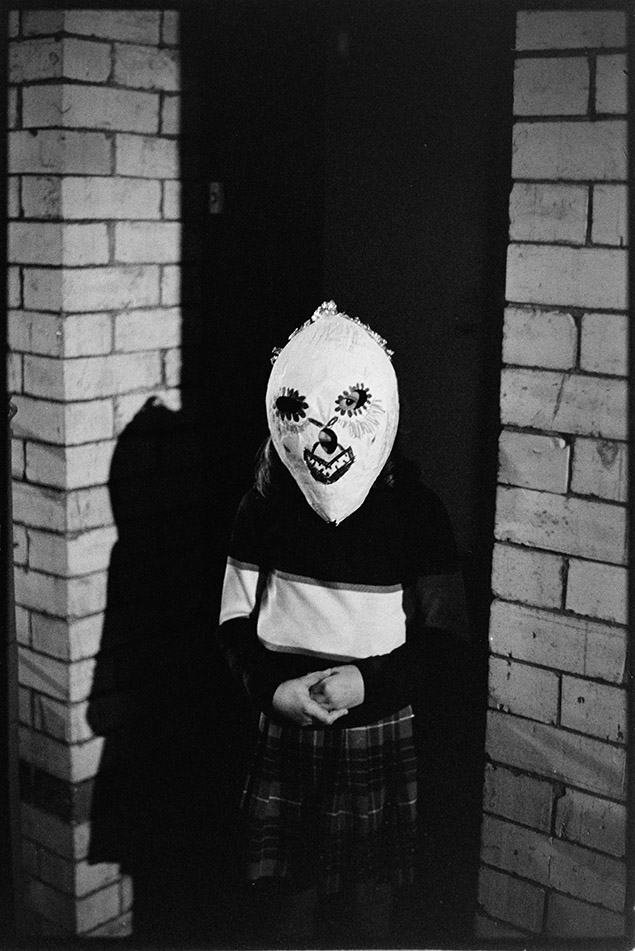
(254, 435, 418, 499)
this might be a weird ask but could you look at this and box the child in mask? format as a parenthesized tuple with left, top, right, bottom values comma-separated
(216, 302, 468, 946)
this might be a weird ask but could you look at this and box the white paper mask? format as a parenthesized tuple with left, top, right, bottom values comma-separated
(266, 301, 399, 524)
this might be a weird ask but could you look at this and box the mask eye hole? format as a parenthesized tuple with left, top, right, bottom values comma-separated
(335, 384, 371, 416)
(275, 388, 308, 422)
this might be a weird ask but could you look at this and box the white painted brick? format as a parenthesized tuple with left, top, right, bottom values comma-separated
(482, 814, 625, 912)
(9, 223, 110, 267)
(28, 526, 117, 577)
(61, 38, 111, 83)
(162, 11, 179, 45)
(161, 265, 180, 305)
(22, 10, 65, 36)
(24, 266, 160, 313)
(502, 307, 577, 369)
(546, 892, 625, 938)
(114, 307, 181, 351)
(580, 313, 626, 376)
(509, 185, 587, 246)
(8, 352, 23, 394)
(9, 38, 62, 82)
(478, 865, 544, 933)
(26, 441, 115, 490)
(561, 676, 626, 744)
(592, 185, 628, 247)
(61, 176, 161, 220)
(64, 10, 161, 45)
(22, 267, 64, 312)
(114, 222, 182, 263)
(18, 645, 70, 700)
(161, 96, 180, 135)
(114, 43, 179, 90)
(23, 84, 159, 134)
(516, 11, 626, 51)
(9, 311, 61, 356)
(62, 313, 113, 357)
(24, 352, 162, 400)
(15, 605, 31, 645)
(489, 600, 626, 685)
(12, 482, 65, 531)
(12, 438, 26, 480)
(62, 225, 111, 267)
(11, 395, 114, 446)
(8, 269, 22, 312)
(66, 488, 113, 533)
(21, 802, 90, 860)
(21, 177, 61, 220)
(10, 36, 114, 87)
(121, 875, 133, 911)
(483, 763, 552, 831)
(596, 54, 627, 115)
(489, 657, 559, 724)
(511, 121, 627, 181)
(485, 710, 626, 800)
(9, 130, 111, 175)
(9, 223, 62, 266)
(514, 57, 588, 116)
(566, 558, 627, 625)
(33, 694, 89, 743)
(19, 687, 32, 725)
(495, 485, 626, 564)
(8, 177, 20, 219)
(36, 846, 120, 897)
(25, 878, 75, 932)
(61, 266, 161, 313)
(86, 912, 133, 939)
(163, 180, 181, 219)
(507, 244, 627, 310)
(77, 882, 121, 934)
(13, 524, 28, 566)
(571, 437, 627, 503)
(115, 133, 179, 178)
(500, 369, 627, 440)
(31, 614, 103, 662)
(555, 788, 626, 857)
(8, 87, 18, 129)
(164, 348, 181, 387)
(499, 430, 569, 493)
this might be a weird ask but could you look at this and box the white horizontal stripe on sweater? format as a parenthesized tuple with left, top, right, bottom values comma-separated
(219, 558, 260, 624)
(258, 569, 405, 661)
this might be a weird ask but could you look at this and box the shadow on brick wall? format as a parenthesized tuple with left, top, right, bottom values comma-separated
(86, 398, 254, 945)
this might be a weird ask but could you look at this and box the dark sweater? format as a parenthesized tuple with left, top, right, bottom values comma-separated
(216, 480, 468, 727)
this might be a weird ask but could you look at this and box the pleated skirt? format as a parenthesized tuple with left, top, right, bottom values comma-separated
(241, 706, 418, 895)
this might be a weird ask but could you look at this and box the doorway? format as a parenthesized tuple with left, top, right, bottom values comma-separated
(178, 1, 513, 945)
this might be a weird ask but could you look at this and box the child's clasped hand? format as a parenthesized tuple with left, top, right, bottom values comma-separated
(272, 666, 365, 727)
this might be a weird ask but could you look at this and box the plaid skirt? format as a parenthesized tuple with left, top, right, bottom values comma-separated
(241, 706, 417, 895)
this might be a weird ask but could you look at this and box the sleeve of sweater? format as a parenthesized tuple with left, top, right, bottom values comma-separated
(215, 490, 282, 711)
(355, 484, 469, 710)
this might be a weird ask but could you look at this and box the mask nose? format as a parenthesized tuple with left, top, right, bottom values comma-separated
(318, 427, 338, 454)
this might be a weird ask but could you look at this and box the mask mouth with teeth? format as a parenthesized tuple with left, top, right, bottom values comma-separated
(266, 301, 399, 524)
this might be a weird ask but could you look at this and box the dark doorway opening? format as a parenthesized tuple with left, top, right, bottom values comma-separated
(104, 2, 513, 946)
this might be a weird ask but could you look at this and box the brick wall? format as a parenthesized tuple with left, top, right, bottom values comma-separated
(475, 10, 629, 941)
(6, 9, 199, 937)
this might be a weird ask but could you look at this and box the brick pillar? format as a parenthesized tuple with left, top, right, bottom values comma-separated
(7, 9, 194, 937)
(475, 10, 628, 941)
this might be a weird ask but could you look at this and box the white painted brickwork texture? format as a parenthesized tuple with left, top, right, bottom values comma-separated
(7, 10, 191, 937)
(479, 10, 628, 939)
